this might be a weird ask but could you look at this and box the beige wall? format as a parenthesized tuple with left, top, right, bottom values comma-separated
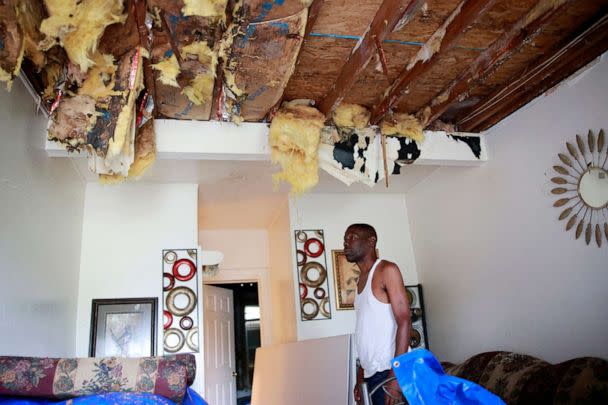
(268, 199, 296, 344)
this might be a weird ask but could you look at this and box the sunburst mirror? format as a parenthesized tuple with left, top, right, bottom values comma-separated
(551, 129, 608, 247)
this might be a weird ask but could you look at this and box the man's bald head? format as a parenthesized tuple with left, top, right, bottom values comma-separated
(347, 224, 377, 244)
(344, 224, 378, 262)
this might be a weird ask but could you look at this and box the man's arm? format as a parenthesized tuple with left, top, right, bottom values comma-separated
(383, 263, 411, 404)
(383, 262, 411, 359)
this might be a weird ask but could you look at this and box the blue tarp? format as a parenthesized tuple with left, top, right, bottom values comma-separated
(392, 349, 505, 405)
(0, 388, 208, 405)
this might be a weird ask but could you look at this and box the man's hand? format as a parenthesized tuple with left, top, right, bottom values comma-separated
(383, 378, 404, 405)
(354, 384, 361, 404)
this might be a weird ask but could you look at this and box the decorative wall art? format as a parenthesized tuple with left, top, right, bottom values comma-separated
(294, 230, 332, 321)
(550, 129, 608, 247)
(162, 249, 200, 354)
(331, 249, 379, 310)
(89, 298, 157, 357)
(406, 284, 429, 350)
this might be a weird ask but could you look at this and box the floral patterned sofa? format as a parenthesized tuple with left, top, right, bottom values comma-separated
(0, 354, 196, 404)
(442, 351, 608, 404)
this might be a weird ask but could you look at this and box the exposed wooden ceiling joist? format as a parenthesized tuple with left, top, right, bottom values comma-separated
(369, 0, 499, 125)
(316, 0, 426, 117)
(458, 9, 608, 132)
(420, 0, 574, 129)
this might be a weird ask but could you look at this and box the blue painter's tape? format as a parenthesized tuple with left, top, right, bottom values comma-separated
(269, 21, 289, 35)
(247, 85, 268, 101)
(308, 32, 485, 52)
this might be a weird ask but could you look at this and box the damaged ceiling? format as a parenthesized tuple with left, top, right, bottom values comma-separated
(1, 0, 607, 189)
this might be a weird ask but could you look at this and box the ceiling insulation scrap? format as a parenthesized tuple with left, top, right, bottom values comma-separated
(0, 2, 24, 90)
(269, 104, 325, 193)
(182, 0, 229, 18)
(181, 41, 217, 105)
(333, 103, 371, 129)
(99, 117, 156, 184)
(380, 112, 425, 143)
(39, 0, 127, 72)
(48, 47, 147, 182)
(151, 54, 180, 87)
(14, 0, 46, 69)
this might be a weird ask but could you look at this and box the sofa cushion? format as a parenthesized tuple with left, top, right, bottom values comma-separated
(476, 352, 552, 404)
(444, 351, 501, 383)
(0, 355, 195, 403)
(554, 357, 608, 404)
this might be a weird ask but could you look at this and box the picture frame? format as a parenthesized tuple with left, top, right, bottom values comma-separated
(89, 298, 157, 357)
(331, 249, 379, 310)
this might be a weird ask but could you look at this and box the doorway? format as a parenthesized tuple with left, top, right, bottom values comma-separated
(203, 282, 260, 405)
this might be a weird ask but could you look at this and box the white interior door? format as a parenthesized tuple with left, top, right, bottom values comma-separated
(204, 285, 237, 405)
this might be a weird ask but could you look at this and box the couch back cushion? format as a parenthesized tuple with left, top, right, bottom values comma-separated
(554, 357, 608, 404)
(0, 355, 195, 403)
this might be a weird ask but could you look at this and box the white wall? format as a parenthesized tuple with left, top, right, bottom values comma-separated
(75, 183, 198, 377)
(0, 80, 85, 356)
(289, 193, 418, 341)
(198, 229, 275, 347)
(406, 55, 608, 364)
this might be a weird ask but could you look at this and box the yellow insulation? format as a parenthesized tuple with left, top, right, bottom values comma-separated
(182, 0, 228, 18)
(181, 41, 218, 105)
(40, 0, 126, 72)
(333, 103, 371, 129)
(0, 40, 24, 91)
(269, 105, 325, 193)
(151, 55, 180, 87)
(128, 119, 156, 179)
(183, 72, 216, 105)
(380, 113, 425, 143)
(106, 47, 144, 161)
(78, 53, 120, 101)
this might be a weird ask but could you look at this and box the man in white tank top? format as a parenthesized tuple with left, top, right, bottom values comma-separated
(344, 224, 411, 405)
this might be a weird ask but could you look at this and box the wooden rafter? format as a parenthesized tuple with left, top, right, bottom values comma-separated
(420, 0, 574, 129)
(369, 0, 498, 125)
(317, 0, 425, 117)
(457, 10, 608, 132)
(304, 0, 323, 38)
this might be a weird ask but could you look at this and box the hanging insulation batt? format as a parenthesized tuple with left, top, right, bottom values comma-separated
(380, 112, 425, 143)
(269, 104, 325, 193)
(39, 0, 126, 72)
(0, 2, 24, 90)
(333, 103, 371, 129)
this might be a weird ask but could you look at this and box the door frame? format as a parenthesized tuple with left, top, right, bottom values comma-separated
(202, 268, 272, 397)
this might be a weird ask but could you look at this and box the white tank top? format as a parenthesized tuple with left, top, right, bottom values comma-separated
(355, 259, 397, 378)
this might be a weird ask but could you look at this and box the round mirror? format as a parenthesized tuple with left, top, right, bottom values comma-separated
(550, 129, 608, 247)
(579, 167, 608, 209)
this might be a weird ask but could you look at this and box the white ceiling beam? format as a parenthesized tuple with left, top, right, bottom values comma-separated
(46, 119, 487, 166)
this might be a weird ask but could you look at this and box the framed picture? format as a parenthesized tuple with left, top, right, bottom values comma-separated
(89, 298, 157, 357)
(331, 249, 378, 310)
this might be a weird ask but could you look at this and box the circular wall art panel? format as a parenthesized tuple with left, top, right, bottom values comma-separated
(301, 298, 319, 320)
(164, 328, 185, 353)
(172, 258, 196, 281)
(164, 250, 177, 264)
(300, 262, 327, 287)
(166, 286, 197, 316)
(186, 327, 199, 351)
(304, 238, 324, 258)
(180, 316, 194, 330)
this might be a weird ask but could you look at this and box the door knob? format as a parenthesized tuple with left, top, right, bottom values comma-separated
(232, 371, 238, 377)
